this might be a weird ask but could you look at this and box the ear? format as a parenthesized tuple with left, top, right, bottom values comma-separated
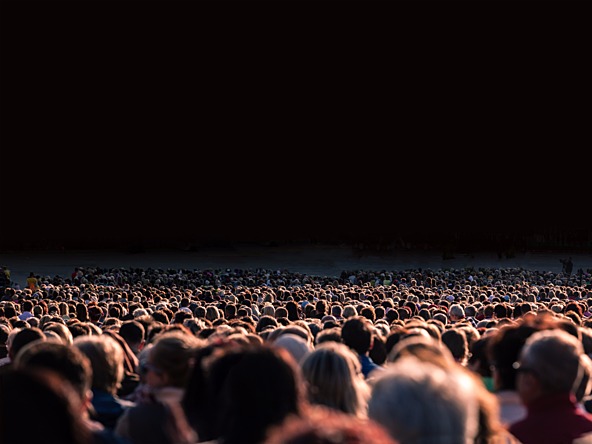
(82, 389, 94, 415)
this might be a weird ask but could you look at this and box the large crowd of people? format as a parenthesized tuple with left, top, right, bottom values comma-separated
(2, 263, 592, 444)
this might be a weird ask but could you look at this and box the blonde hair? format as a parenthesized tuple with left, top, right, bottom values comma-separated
(74, 334, 124, 394)
(300, 341, 370, 418)
(148, 331, 204, 387)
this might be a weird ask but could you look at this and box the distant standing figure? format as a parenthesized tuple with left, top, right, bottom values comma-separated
(0, 266, 10, 286)
(26, 272, 39, 291)
(560, 257, 574, 276)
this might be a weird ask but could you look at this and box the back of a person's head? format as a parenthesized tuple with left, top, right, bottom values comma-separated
(359, 306, 376, 323)
(0, 367, 91, 444)
(263, 405, 398, 444)
(449, 304, 465, 319)
(441, 328, 469, 365)
(275, 306, 289, 319)
(118, 319, 145, 347)
(387, 334, 454, 369)
(256, 314, 279, 333)
(485, 322, 539, 391)
(206, 343, 304, 444)
(43, 322, 74, 345)
(148, 330, 204, 387)
(300, 341, 369, 417)
(205, 305, 220, 322)
(368, 356, 479, 444)
(73, 334, 125, 394)
(22, 299, 34, 312)
(315, 326, 342, 346)
(273, 333, 313, 365)
(341, 316, 372, 355)
(14, 339, 92, 400)
(342, 305, 358, 319)
(519, 327, 589, 394)
(330, 304, 343, 317)
(9, 326, 46, 361)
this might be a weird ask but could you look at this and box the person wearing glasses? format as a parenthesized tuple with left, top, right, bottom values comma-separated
(509, 328, 592, 444)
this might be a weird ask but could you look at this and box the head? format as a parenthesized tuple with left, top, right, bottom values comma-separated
(300, 341, 370, 418)
(441, 328, 470, 366)
(8, 327, 47, 361)
(486, 321, 539, 391)
(515, 328, 592, 405)
(0, 367, 91, 444)
(143, 331, 204, 389)
(368, 356, 480, 443)
(73, 334, 126, 395)
(263, 406, 398, 444)
(14, 339, 93, 411)
(118, 319, 146, 353)
(341, 316, 373, 355)
(189, 343, 306, 444)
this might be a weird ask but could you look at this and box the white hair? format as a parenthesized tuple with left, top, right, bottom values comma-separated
(368, 356, 479, 444)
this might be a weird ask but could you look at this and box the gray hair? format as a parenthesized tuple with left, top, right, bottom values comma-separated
(519, 328, 591, 395)
(368, 356, 479, 444)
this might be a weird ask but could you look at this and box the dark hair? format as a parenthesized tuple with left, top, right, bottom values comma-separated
(14, 340, 92, 399)
(0, 368, 91, 444)
(315, 327, 342, 345)
(76, 303, 88, 322)
(341, 316, 373, 355)
(486, 322, 538, 390)
(9, 327, 46, 360)
(185, 343, 305, 444)
(119, 320, 145, 345)
(285, 301, 301, 322)
(368, 332, 387, 365)
(256, 315, 279, 333)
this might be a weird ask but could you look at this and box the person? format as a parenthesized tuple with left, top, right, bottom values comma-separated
(114, 330, 203, 444)
(561, 257, 574, 276)
(26, 271, 39, 291)
(118, 320, 146, 357)
(509, 328, 592, 444)
(272, 332, 313, 365)
(13, 339, 127, 444)
(263, 405, 399, 444)
(183, 341, 307, 444)
(441, 326, 470, 366)
(0, 367, 93, 444)
(367, 355, 480, 444)
(341, 315, 384, 380)
(486, 320, 539, 426)
(299, 340, 370, 418)
(0, 326, 46, 373)
(73, 334, 137, 430)
(0, 266, 10, 289)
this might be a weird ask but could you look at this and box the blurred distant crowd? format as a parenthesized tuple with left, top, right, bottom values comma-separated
(2, 263, 592, 444)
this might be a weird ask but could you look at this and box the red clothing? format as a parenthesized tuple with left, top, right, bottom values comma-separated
(509, 392, 592, 444)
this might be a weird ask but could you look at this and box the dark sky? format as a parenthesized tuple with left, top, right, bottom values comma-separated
(1, 1, 588, 252)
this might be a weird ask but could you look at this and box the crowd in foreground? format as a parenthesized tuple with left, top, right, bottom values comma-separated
(1, 264, 592, 444)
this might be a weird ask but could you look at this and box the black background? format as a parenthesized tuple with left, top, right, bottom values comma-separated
(1, 0, 589, 253)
